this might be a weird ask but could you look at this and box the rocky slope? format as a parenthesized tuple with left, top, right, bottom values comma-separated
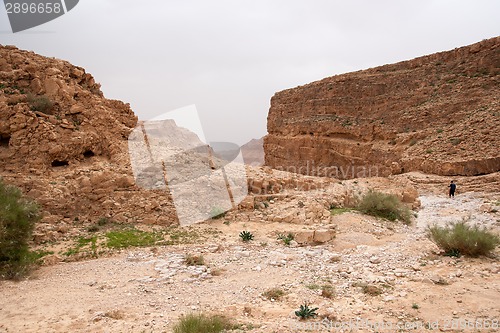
(0, 44, 179, 239)
(264, 37, 500, 178)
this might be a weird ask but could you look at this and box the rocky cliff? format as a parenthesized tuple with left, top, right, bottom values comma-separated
(264, 37, 500, 178)
(0, 45, 179, 241)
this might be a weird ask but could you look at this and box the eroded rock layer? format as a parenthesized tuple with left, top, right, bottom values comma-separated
(0, 45, 179, 235)
(265, 37, 500, 178)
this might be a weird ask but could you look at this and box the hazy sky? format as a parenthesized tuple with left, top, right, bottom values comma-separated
(1, 1, 499, 145)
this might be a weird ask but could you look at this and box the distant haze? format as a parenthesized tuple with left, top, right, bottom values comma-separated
(1, 0, 499, 145)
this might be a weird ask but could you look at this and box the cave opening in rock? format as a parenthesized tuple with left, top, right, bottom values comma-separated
(0, 135, 10, 147)
(51, 160, 69, 167)
(83, 150, 95, 158)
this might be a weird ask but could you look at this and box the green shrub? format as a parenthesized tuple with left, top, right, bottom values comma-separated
(295, 302, 319, 320)
(27, 93, 53, 114)
(0, 179, 40, 279)
(262, 288, 285, 301)
(239, 230, 254, 242)
(428, 221, 500, 257)
(356, 190, 412, 224)
(277, 233, 294, 245)
(173, 313, 234, 333)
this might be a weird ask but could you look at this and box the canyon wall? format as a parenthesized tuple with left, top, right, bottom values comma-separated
(265, 37, 499, 178)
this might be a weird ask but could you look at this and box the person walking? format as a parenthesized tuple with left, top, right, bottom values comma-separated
(448, 180, 457, 198)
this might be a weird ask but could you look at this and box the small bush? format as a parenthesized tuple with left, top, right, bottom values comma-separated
(262, 288, 285, 301)
(321, 285, 335, 299)
(428, 221, 500, 257)
(27, 93, 53, 114)
(97, 217, 109, 226)
(357, 190, 412, 224)
(277, 233, 294, 245)
(361, 284, 382, 296)
(0, 179, 40, 279)
(87, 225, 99, 233)
(295, 302, 319, 320)
(173, 313, 234, 333)
(185, 254, 205, 266)
(239, 231, 254, 242)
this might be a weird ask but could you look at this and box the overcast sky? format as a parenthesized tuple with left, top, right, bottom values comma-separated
(1, 1, 499, 145)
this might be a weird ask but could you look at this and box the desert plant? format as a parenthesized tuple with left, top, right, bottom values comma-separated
(295, 302, 319, 320)
(262, 288, 285, 301)
(173, 313, 234, 333)
(27, 93, 53, 114)
(361, 284, 382, 296)
(63, 236, 98, 258)
(185, 254, 205, 266)
(239, 231, 254, 242)
(87, 225, 99, 233)
(277, 233, 294, 245)
(330, 206, 352, 216)
(105, 229, 163, 249)
(321, 285, 335, 299)
(427, 221, 500, 257)
(0, 179, 40, 279)
(356, 190, 412, 224)
(97, 217, 109, 226)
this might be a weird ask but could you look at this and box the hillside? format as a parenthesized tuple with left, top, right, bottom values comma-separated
(264, 37, 500, 178)
(0, 45, 179, 240)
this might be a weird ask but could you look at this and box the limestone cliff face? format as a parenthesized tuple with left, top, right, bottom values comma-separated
(0, 45, 178, 237)
(264, 37, 500, 178)
(0, 45, 137, 169)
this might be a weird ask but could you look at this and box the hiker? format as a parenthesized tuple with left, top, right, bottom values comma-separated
(448, 180, 457, 198)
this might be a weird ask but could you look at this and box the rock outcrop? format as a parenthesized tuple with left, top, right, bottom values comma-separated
(265, 37, 500, 178)
(0, 45, 179, 236)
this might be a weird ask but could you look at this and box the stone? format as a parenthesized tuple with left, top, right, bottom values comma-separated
(370, 256, 382, 264)
(294, 231, 314, 244)
(313, 229, 335, 243)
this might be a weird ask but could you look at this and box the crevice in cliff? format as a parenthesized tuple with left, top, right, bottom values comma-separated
(51, 160, 69, 167)
(83, 150, 95, 158)
(0, 134, 10, 147)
